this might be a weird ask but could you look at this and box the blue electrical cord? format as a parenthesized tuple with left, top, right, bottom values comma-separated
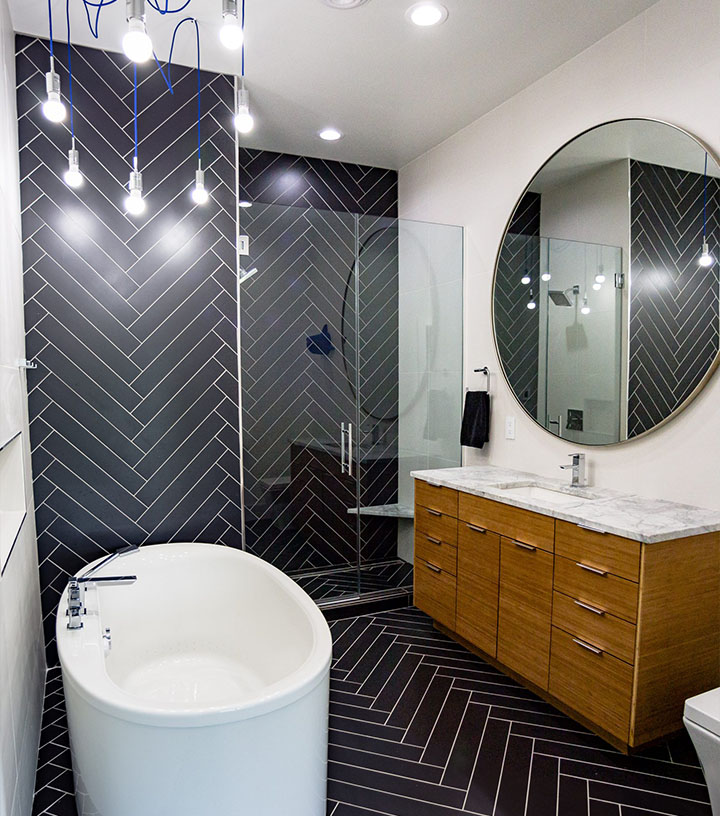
(81, 0, 117, 39)
(74, 0, 202, 163)
(66, 0, 75, 139)
(48, 0, 55, 56)
(703, 152, 709, 240)
(81, 0, 189, 39)
(163, 17, 201, 161)
(133, 62, 138, 161)
(147, 0, 192, 14)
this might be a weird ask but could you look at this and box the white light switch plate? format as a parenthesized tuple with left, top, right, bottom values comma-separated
(505, 416, 516, 440)
(238, 235, 250, 256)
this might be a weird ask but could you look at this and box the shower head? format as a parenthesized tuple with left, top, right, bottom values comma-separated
(548, 285, 580, 307)
(548, 290, 573, 307)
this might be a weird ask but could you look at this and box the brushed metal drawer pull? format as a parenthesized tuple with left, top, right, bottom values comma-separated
(577, 523, 607, 534)
(572, 637, 603, 655)
(576, 562, 608, 577)
(514, 540, 536, 551)
(467, 524, 487, 534)
(426, 536, 442, 545)
(425, 562, 442, 573)
(427, 482, 442, 489)
(426, 508, 442, 517)
(574, 599, 606, 616)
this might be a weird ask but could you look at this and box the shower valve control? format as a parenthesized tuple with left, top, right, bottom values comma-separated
(238, 234, 250, 256)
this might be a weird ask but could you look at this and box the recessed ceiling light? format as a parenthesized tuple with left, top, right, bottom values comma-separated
(406, 2, 448, 26)
(239, 200, 253, 208)
(319, 128, 343, 141)
(322, 0, 370, 8)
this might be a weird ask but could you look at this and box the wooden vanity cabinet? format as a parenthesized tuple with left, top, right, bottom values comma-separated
(414, 478, 720, 753)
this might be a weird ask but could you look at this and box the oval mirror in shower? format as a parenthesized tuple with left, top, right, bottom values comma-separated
(492, 118, 720, 445)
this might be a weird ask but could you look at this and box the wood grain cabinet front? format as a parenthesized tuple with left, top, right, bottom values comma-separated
(497, 537, 554, 690)
(459, 493, 555, 553)
(455, 523, 500, 657)
(549, 626, 633, 743)
(414, 558, 456, 631)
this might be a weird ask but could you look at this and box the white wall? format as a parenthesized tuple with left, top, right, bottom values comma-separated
(399, 0, 720, 509)
(0, 2, 45, 814)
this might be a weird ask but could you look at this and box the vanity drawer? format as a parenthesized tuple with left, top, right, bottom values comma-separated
(415, 506, 458, 547)
(414, 558, 456, 631)
(549, 626, 633, 743)
(555, 520, 641, 582)
(415, 532, 458, 576)
(416, 480, 459, 518)
(552, 591, 636, 665)
(554, 555, 639, 623)
(459, 493, 555, 553)
(456, 525, 501, 656)
(497, 537, 554, 690)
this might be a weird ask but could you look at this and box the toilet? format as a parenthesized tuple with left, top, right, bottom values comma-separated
(685, 689, 720, 814)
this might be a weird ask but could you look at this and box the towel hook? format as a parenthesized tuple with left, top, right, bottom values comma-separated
(468, 366, 490, 393)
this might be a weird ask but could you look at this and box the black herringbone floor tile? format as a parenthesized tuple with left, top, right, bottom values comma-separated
(31, 610, 710, 816)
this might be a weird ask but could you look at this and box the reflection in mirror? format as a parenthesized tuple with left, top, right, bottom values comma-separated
(493, 119, 720, 445)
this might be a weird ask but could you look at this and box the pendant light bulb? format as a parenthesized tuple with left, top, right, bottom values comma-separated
(592, 282, 601, 291)
(235, 86, 254, 134)
(521, 273, 531, 285)
(191, 167, 209, 205)
(220, 0, 244, 50)
(125, 161, 146, 216)
(123, 1, 153, 63)
(64, 144, 83, 188)
(595, 267, 606, 284)
(581, 295, 590, 315)
(699, 240, 714, 268)
(526, 289, 537, 310)
(541, 272, 551, 282)
(43, 61, 66, 123)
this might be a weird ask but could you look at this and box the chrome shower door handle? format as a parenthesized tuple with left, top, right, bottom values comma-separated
(347, 423, 353, 478)
(548, 415, 562, 437)
(340, 422, 346, 474)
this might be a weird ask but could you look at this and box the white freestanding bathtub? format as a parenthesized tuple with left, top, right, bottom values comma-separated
(56, 543, 332, 816)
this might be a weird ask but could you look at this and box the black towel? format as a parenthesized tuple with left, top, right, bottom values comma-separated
(461, 391, 490, 449)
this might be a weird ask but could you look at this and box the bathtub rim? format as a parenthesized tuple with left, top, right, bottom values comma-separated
(56, 543, 332, 728)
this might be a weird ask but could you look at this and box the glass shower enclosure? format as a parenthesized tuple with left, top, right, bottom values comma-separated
(238, 203, 463, 606)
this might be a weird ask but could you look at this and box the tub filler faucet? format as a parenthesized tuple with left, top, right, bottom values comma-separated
(67, 544, 139, 630)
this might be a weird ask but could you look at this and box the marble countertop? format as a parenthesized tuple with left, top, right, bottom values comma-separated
(410, 465, 720, 544)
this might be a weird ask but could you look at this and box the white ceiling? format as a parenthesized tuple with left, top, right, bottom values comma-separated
(9, 0, 661, 169)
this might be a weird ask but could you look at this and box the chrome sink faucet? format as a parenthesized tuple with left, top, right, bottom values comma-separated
(67, 544, 139, 630)
(560, 453, 587, 487)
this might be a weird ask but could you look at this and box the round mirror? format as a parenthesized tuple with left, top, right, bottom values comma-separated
(493, 119, 720, 445)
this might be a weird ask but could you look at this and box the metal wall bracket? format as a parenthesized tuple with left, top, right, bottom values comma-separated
(17, 359, 37, 370)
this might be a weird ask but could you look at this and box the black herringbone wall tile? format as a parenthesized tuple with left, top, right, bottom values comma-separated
(238, 148, 398, 576)
(16, 35, 239, 662)
(629, 160, 720, 437)
(495, 191, 541, 417)
(239, 148, 397, 217)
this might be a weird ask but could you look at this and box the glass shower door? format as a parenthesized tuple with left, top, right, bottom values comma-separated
(538, 237, 623, 444)
(356, 216, 464, 597)
(238, 202, 361, 603)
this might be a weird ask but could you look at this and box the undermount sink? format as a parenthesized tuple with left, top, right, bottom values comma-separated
(493, 483, 598, 507)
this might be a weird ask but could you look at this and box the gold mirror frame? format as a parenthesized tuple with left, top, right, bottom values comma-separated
(491, 117, 720, 446)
